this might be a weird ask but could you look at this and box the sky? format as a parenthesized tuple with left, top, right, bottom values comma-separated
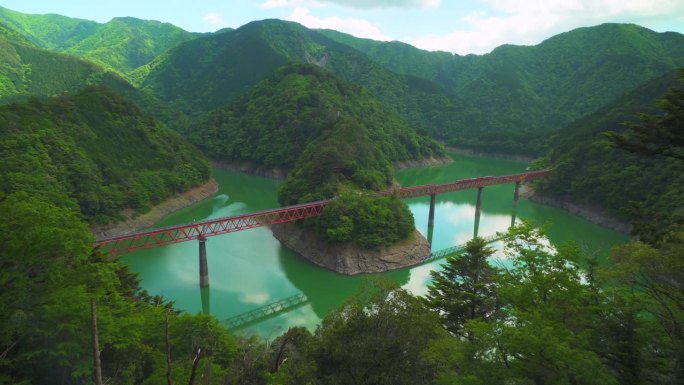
(1, 0, 683, 55)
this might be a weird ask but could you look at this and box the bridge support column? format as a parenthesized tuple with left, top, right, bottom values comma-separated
(428, 193, 436, 228)
(199, 236, 209, 288)
(201, 287, 210, 315)
(474, 187, 483, 238)
(475, 187, 483, 218)
(513, 181, 521, 207)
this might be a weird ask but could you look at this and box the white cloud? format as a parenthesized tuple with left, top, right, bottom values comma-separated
(259, 0, 321, 9)
(319, 0, 440, 9)
(407, 0, 684, 55)
(260, 0, 439, 9)
(288, 7, 391, 40)
(203, 12, 226, 27)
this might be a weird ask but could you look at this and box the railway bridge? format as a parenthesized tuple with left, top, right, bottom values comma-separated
(94, 170, 551, 286)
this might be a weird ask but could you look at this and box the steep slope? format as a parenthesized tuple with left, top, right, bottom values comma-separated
(201, 64, 440, 261)
(191, 64, 444, 181)
(136, 19, 474, 137)
(534, 70, 684, 226)
(0, 6, 199, 76)
(322, 24, 684, 154)
(0, 86, 210, 223)
(0, 34, 189, 130)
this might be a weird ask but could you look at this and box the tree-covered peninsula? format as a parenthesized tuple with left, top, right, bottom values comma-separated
(194, 64, 445, 261)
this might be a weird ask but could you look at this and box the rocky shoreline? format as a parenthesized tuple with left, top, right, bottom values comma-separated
(520, 185, 632, 234)
(90, 179, 219, 240)
(212, 155, 454, 181)
(212, 160, 288, 179)
(446, 146, 536, 163)
(394, 155, 454, 170)
(271, 222, 431, 275)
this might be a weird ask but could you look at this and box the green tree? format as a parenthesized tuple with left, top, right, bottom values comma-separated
(464, 223, 617, 385)
(425, 237, 502, 336)
(604, 232, 684, 383)
(606, 69, 684, 160)
(307, 280, 452, 385)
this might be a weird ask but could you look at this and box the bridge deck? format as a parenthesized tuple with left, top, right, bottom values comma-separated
(94, 170, 550, 255)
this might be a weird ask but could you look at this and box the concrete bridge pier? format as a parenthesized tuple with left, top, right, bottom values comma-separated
(510, 208, 518, 228)
(473, 187, 484, 238)
(513, 181, 521, 207)
(201, 287, 211, 315)
(427, 225, 434, 250)
(473, 187, 483, 238)
(199, 236, 209, 287)
(428, 193, 436, 228)
(474, 187, 484, 218)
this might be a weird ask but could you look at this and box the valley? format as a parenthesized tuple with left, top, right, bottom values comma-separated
(1, 4, 683, 384)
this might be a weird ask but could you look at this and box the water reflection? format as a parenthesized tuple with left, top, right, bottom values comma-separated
(277, 244, 411, 320)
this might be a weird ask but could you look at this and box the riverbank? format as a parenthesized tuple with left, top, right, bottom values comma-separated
(394, 155, 454, 171)
(90, 179, 219, 240)
(271, 223, 431, 275)
(520, 185, 632, 234)
(212, 161, 288, 179)
(446, 146, 536, 163)
(213, 156, 453, 181)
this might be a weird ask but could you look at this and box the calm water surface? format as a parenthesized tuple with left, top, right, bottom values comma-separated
(122, 153, 628, 338)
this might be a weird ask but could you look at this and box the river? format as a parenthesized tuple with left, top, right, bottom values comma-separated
(121, 152, 628, 339)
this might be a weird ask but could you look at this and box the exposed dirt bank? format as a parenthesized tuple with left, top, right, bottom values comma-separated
(90, 179, 219, 240)
(212, 161, 288, 180)
(520, 185, 632, 234)
(213, 156, 453, 180)
(271, 222, 431, 275)
(394, 155, 454, 170)
(446, 146, 536, 163)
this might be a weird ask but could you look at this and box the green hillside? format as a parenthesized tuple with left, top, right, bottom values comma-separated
(0, 86, 210, 223)
(136, 19, 473, 137)
(0, 34, 190, 130)
(193, 64, 443, 171)
(0, 6, 199, 76)
(194, 64, 443, 247)
(535, 70, 684, 231)
(322, 24, 684, 154)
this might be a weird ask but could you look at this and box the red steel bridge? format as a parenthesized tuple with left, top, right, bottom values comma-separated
(94, 170, 551, 256)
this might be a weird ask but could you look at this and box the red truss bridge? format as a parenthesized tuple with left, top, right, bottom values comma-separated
(94, 169, 551, 255)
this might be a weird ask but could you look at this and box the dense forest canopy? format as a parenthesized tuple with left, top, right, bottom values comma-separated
(535, 70, 684, 240)
(0, 87, 210, 223)
(0, 6, 200, 77)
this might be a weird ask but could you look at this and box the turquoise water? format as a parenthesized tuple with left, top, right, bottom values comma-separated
(122, 152, 628, 338)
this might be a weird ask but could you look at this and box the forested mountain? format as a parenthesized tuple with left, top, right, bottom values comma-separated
(192, 64, 443, 172)
(135, 19, 475, 138)
(0, 33, 191, 130)
(0, 87, 210, 223)
(321, 24, 684, 154)
(1, 5, 684, 385)
(0, 6, 199, 76)
(3, 7, 683, 156)
(535, 70, 684, 231)
(194, 64, 444, 247)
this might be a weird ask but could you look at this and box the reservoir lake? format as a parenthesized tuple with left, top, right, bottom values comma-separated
(122, 152, 628, 338)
